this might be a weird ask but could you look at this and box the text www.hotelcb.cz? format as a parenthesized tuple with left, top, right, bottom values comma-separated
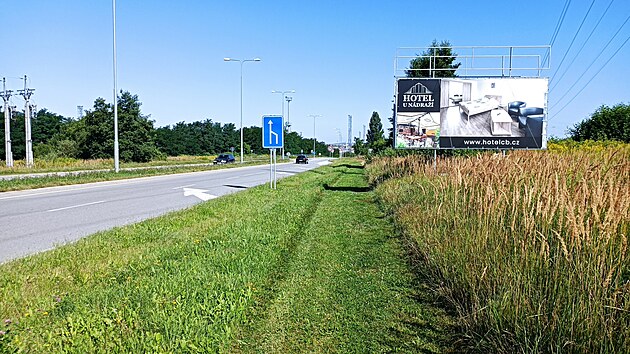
(462, 139, 521, 146)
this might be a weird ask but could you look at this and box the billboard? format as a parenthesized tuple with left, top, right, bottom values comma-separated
(394, 77, 548, 149)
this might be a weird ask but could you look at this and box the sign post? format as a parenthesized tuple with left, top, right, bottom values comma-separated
(262, 115, 284, 189)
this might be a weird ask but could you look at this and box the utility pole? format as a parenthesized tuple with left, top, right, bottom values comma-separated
(1, 78, 13, 167)
(17, 75, 35, 168)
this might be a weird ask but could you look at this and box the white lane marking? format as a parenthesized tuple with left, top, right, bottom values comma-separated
(172, 184, 195, 190)
(225, 172, 265, 180)
(47, 200, 107, 213)
(183, 188, 217, 201)
(0, 181, 138, 201)
(0, 164, 272, 201)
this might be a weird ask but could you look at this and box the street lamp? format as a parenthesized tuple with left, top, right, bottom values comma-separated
(285, 96, 292, 131)
(112, 0, 119, 172)
(271, 90, 294, 158)
(224, 57, 261, 163)
(308, 114, 321, 157)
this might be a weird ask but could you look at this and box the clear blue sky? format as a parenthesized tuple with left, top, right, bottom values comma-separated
(2, 0, 629, 143)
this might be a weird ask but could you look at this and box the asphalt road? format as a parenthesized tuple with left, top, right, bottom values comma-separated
(0, 158, 330, 264)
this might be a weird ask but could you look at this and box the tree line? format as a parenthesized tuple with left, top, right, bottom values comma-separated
(0, 91, 329, 163)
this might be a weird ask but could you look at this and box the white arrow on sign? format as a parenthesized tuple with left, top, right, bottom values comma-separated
(268, 119, 279, 145)
(183, 187, 217, 201)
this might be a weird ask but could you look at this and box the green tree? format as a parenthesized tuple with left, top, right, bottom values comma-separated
(81, 91, 159, 162)
(285, 131, 303, 155)
(568, 103, 630, 142)
(221, 123, 239, 153)
(53, 118, 86, 158)
(8, 110, 26, 160)
(117, 91, 161, 162)
(154, 125, 179, 156)
(243, 126, 263, 154)
(366, 111, 386, 153)
(406, 39, 460, 78)
(81, 97, 114, 159)
(353, 137, 367, 156)
(32, 109, 70, 145)
(28, 109, 78, 159)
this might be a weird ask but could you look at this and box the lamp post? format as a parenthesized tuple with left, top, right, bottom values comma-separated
(224, 57, 261, 163)
(112, 0, 119, 172)
(285, 96, 292, 132)
(308, 114, 321, 157)
(271, 90, 295, 121)
(271, 90, 294, 159)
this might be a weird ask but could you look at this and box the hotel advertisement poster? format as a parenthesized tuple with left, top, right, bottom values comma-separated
(394, 77, 548, 149)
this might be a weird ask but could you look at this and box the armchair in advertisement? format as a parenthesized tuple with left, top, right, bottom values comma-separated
(518, 107, 544, 129)
(508, 101, 526, 121)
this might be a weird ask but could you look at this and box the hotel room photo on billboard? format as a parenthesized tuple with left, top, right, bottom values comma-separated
(395, 77, 548, 150)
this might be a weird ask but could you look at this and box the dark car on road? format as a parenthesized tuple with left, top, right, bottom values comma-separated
(295, 154, 309, 164)
(213, 154, 235, 164)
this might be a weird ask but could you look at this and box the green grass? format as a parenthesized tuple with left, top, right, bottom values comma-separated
(0, 159, 454, 353)
(232, 163, 454, 353)
(0, 156, 275, 192)
(0, 155, 270, 175)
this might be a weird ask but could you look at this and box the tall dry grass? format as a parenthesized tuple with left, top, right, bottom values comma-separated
(367, 147, 630, 353)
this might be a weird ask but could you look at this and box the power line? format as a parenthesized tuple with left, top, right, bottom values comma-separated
(543, 0, 573, 66)
(550, 33, 630, 119)
(550, 0, 616, 92)
(550, 0, 597, 82)
(550, 13, 630, 110)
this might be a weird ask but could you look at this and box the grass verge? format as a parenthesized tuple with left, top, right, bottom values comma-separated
(232, 161, 454, 353)
(0, 159, 454, 353)
(0, 155, 269, 175)
(0, 157, 275, 192)
(367, 148, 630, 353)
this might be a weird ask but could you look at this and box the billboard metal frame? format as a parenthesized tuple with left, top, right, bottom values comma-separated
(395, 45, 551, 78)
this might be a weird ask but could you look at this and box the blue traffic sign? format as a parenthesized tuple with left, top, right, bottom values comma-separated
(262, 115, 284, 148)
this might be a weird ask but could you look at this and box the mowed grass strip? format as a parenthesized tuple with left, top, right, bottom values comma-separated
(0, 164, 335, 352)
(0, 156, 273, 192)
(232, 161, 455, 353)
(0, 159, 454, 352)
